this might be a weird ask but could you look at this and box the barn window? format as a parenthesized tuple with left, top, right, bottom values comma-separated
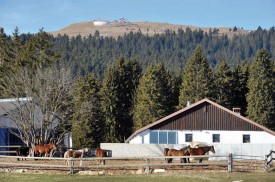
(159, 131, 167, 144)
(150, 131, 158, 144)
(185, 134, 193, 142)
(212, 134, 220, 143)
(168, 131, 177, 144)
(149, 131, 177, 144)
(243, 134, 250, 143)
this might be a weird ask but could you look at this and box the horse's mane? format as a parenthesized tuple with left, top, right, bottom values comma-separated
(201, 146, 213, 153)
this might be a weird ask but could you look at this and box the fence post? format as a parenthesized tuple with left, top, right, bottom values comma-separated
(264, 154, 269, 172)
(69, 157, 74, 174)
(145, 158, 151, 174)
(228, 153, 232, 172)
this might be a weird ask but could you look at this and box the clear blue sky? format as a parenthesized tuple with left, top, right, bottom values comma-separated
(0, 0, 274, 35)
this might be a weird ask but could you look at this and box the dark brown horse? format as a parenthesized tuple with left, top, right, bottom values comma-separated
(34, 143, 57, 157)
(64, 148, 91, 166)
(164, 147, 190, 163)
(187, 145, 215, 163)
(16, 146, 29, 161)
(94, 148, 109, 165)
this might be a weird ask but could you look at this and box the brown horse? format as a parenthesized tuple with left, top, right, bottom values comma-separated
(94, 148, 109, 165)
(187, 145, 215, 163)
(164, 147, 190, 163)
(64, 148, 91, 166)
(34, 143, 57, 157)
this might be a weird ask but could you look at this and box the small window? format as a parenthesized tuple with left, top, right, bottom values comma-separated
(185, 134, 193, 142)
(212, 134, 220, 143)
(243, 134, 250, 143)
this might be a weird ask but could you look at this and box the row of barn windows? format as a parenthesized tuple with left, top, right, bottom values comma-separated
(149, 131, 250, 144)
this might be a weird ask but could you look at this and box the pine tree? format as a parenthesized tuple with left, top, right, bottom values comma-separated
(231, 62, 249, 115)
(0, 28, 58, 98)
(213, 61, 234, 108)
(133, 63, 175, 130)
(100, 57, 141, 142)
(178, 46, 213, 108)
(246, 49, 275, 129)
(0, 28, 24, 97)
(71, 74, 104, 148)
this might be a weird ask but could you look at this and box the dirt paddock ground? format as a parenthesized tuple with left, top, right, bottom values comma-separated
(0, 157, 269, 175)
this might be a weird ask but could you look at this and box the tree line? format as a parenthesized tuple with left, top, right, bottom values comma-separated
(51, 26, 275, 79)
(0, 28, 274, 149)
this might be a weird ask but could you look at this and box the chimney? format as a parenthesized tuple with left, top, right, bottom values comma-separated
(187, 101, 191, 107)
(233, 107, 241, 115)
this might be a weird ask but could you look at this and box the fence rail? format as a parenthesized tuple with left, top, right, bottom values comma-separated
(0, 145, 22, 155)
(0, 154, 232, 174)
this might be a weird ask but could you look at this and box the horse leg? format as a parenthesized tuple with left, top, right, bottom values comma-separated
(183, 158, 187, 163)
(168, 158, 173, 163)
(16, 150, 20, 161)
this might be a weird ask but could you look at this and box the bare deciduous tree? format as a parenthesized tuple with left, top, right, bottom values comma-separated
(0, 66, 73, 155)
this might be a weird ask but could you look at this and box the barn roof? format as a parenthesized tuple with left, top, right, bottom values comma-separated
(0, 98, 30, 116)
(125, 98, 275, 143)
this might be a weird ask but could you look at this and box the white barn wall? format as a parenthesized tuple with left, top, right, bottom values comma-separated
(129, 130, 275, 144)
(101, 143, 275, 160)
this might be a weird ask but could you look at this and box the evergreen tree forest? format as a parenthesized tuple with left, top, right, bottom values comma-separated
(1, 26, 275, 145)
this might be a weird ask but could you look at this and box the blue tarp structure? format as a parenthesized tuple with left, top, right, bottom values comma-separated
(0, 128, 25, 155)
(0, 128, 8, 154)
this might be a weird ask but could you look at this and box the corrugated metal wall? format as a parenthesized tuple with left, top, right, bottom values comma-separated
(152, 103, 261, 131)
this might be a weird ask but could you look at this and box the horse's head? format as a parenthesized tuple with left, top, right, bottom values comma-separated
(164, 148, 169, 156)
(84, 148, 91, 154)
(210, 146, 215, 154)
(49, 143, 57, 150)
(186, 145, 191, 152)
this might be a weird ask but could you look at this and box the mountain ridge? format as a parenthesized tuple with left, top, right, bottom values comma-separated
(48, 20, 249, 38)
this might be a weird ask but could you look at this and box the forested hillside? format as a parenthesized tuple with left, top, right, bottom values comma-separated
(1, 27, 275, 145)
(52, 27, 275, 78)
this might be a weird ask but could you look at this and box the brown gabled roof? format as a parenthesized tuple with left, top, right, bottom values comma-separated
(125, 98, 275, 143)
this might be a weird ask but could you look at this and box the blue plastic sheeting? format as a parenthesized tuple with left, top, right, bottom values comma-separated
(0, 128, 8, 146)
(0, 128, 8, 154)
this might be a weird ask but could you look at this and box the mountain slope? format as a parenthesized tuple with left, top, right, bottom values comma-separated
(49, 20, 249, 38)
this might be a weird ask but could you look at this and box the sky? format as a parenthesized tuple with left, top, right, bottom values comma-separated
(0, 0, 274, 35)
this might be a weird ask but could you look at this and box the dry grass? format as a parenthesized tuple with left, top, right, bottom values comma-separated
(48, 20, 249, 39)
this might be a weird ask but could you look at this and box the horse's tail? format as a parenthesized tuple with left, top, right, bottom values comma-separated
(164, 148, 170, 156)
(64, 151, 69, 165)
(64, 151, 69, 158)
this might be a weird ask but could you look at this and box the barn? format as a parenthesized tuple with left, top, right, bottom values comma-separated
(100, 99, 275, 158)
(125, 98, 275, 144)
(0, 98, 72, 153)
(0, 98, 27, 147)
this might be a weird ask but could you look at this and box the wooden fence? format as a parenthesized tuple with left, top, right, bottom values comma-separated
(0, 145, 22, 155)
(265, 150, 275, 172)
(0, 154, 232, 174)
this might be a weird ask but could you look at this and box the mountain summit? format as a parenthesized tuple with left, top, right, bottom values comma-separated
(49, 19, 249, 38)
